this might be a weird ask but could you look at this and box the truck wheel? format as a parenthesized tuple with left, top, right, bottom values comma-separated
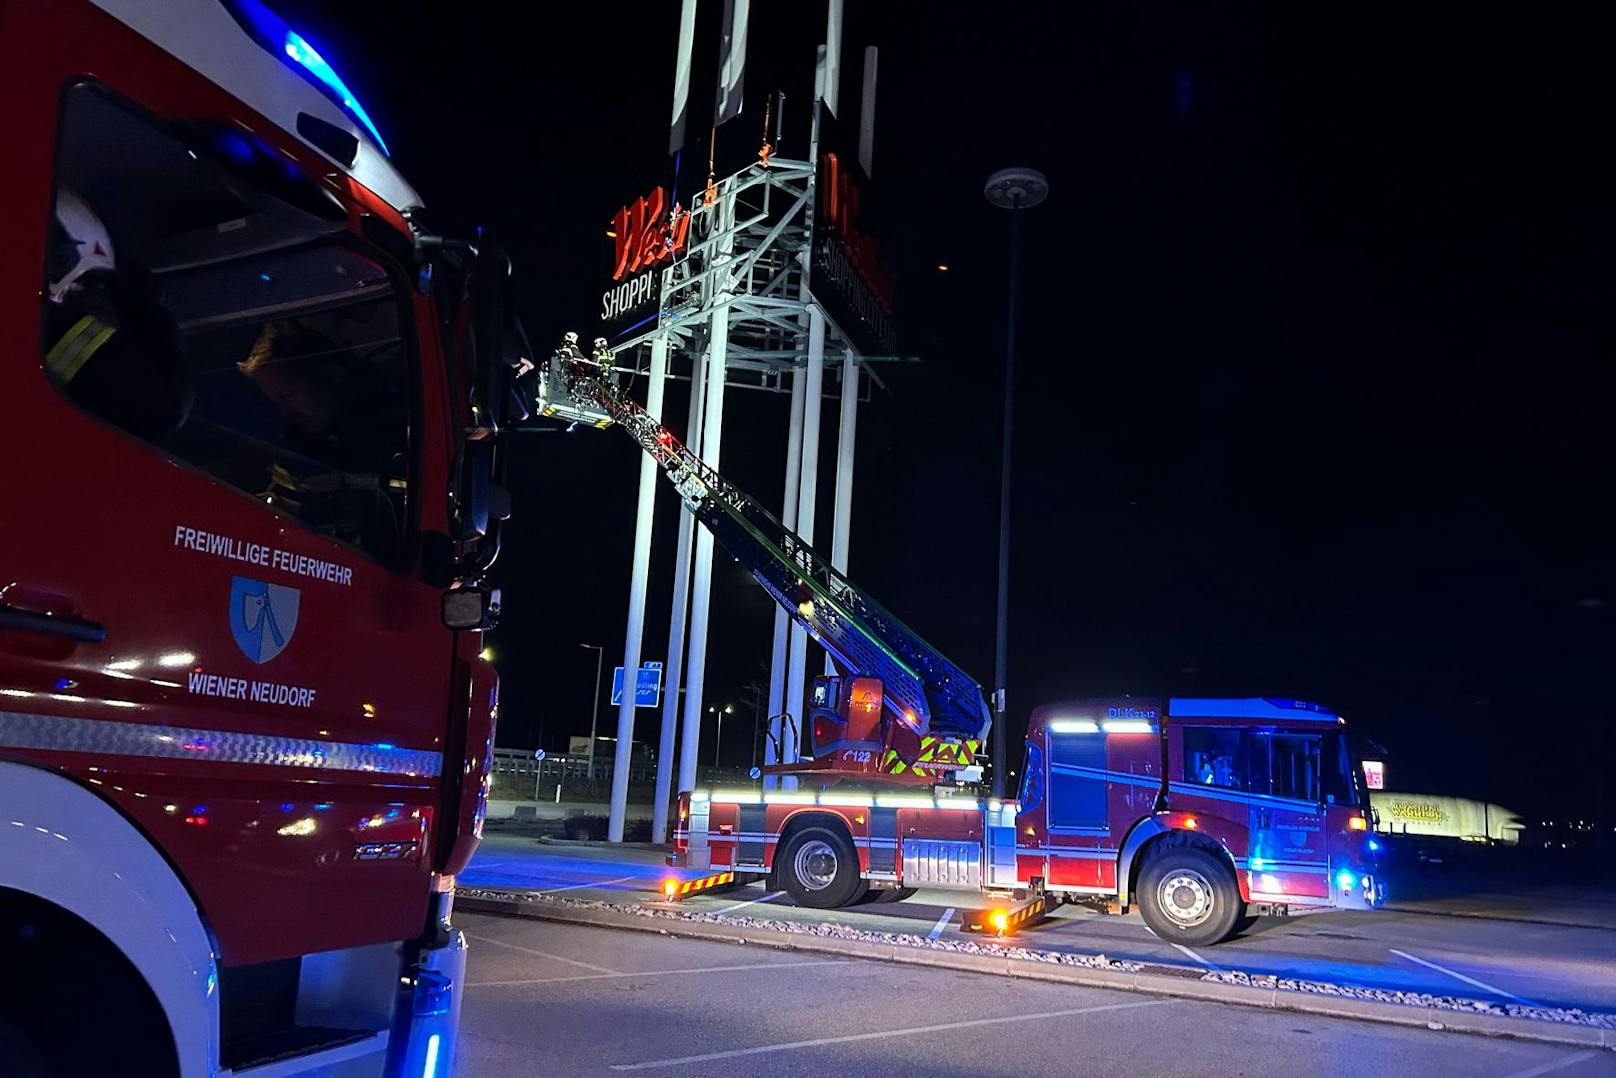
(855, 886, 915, 905)
(778, 825, 862, 908)
(1137, 846, 1242, 946)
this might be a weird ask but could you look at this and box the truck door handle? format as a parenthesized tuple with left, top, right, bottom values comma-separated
(0, 604, 107, 644)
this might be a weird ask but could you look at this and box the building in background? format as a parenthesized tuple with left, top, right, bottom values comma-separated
(1371, 791, 1526, 845)
(568, 736, 652, 764)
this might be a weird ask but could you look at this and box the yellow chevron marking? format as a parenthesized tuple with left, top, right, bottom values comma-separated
(665, 869, 736, 900)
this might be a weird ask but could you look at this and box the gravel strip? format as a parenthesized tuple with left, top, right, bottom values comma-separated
(1203, 969, 1616, 1029)
(459, 886, 1141, 972)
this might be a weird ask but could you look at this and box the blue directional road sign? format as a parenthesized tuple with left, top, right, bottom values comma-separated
(611, 661, 663, 707)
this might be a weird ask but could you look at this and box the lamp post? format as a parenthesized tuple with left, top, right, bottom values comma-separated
(580, 643, 605, 779)
(983, 166, 1049, 799)
(710, 703, 734, 767)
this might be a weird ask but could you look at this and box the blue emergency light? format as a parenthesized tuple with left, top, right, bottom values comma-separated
(231, 0, 391, 156)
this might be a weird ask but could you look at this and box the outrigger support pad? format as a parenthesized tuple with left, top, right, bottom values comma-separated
(661, 870, 737, 901)
(964, 891, 1050, 937)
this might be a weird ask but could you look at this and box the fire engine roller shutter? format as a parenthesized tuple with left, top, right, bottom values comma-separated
(738, 804, 767, 868)
(869, 806, 898, 873)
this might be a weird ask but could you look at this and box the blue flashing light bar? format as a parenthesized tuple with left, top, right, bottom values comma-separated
(1168, 697, 1341, 723)
(232, 0, 390, 156)
(282, 31, 390, 155)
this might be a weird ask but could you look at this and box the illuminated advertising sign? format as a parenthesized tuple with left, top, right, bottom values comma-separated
(811, 105, 897, 357)
(1362, 759, 1385, 790)
(601, 186, 690, 339)
(609, 186, 689, 282)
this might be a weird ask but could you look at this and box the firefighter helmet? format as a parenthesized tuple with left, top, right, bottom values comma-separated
(48, 187, 116, 303)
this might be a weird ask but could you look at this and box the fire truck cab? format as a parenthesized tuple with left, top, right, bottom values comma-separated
(1018, 696, 1384, 945)
(2, 1, 514, 1074)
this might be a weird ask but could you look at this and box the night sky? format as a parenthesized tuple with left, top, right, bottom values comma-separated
(277, 2, 1612, 821)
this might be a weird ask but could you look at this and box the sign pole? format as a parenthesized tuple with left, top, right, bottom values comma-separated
(652, 351, 706, 843)
(824, 348, 859, 675)
(679, 218, 732, 796)
(765, 367, 807, 790)
(783, 305, 826, 787)
(609, 334, 669, 843)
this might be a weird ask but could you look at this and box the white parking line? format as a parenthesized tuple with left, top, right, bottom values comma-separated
(714, 890, 785, 915)
(467, 933, 620, 975)
(927, 908, 956, 940)
(468, 959, 845, 989)
(1172, 943, 1219, 971)
(537, 874, 637, 895)
(609, 999, 1169, 1071)
(1389, 948, 1531, 1004)
(1501, 1049, 1602, 1078)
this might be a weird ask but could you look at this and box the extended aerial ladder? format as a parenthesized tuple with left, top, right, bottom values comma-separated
(539, 336, 991, 781)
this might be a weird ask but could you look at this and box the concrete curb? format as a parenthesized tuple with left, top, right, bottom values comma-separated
(459, 893, 1615, 1052)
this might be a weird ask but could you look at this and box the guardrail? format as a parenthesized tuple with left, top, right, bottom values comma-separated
(490, 748, 753, 786)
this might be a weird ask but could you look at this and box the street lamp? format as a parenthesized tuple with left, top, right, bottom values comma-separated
(580, 643, 605, 779)
(984, 166, 1049, 800)
(710, 704, 734, 767)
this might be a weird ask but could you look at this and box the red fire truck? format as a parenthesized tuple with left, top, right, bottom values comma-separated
(670, 695, 1384, 946)
(551, 349, 1386, 948)
(2, 1, 515, 1074)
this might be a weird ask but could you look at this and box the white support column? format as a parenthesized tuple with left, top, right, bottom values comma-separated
(651, 348, 706, 842)
(764, 369, 807, 789)
(609, 336, 668, 843)
(783, 307, 826, 773)
(824, 350, 859, 674)
(858, 46, 879, 178)
(680, 195, 735, 795)
(679, 328, 728, 793)
(823, 0, 844, 116)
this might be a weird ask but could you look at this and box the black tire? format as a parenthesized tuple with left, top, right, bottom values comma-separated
(777, 824, 863, 908)
(853, 885, 914, 905)
(1137, 845, 1242, 946)
(0, 1020, 51, 1078)
(0, 890, 178, 1076)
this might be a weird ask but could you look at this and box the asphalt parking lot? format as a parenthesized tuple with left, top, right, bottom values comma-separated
(455, 912, 1613, 1077)
(462, 836, 1616, 1014)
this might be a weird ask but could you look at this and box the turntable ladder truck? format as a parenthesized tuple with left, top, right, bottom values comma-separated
(549, 350, 1386, 945)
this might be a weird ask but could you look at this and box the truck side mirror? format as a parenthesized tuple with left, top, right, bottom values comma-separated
(442, 586, 500, 631)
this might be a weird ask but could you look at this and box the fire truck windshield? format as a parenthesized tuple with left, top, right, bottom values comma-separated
(1323, 731, 1369, 809)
